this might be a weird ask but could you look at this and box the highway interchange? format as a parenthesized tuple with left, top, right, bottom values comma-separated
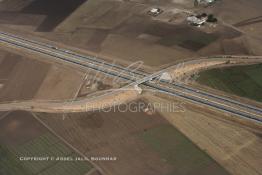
(0, 31, 261, 124)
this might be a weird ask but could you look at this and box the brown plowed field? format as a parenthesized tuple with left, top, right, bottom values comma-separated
(0, 51, 50, 102)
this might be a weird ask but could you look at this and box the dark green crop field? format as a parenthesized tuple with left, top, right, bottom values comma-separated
(0, 133, 93, 175)
(0, 111, 93, 175)
(197, 64, 262, 102)
(140, 124, 230, 175)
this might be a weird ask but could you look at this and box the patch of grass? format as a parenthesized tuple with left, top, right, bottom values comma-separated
(39, 153, 92, 175)
(158, 27, 218, 51)
(140, 124, 229, 175)
(0, 145, 30, 175)
(1, 133, 93, 175)
(197, 64, 262, 102)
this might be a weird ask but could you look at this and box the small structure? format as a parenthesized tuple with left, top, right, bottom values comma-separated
(194, 0, 216, 6)
(148, 8, 163, 17)
(134, 84, 142, 94)
(187, 13, 208, 27)
(187, 13, 217, 27)
(160, 72, 172, 82)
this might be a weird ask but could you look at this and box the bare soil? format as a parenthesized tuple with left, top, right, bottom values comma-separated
(0, 0, 255, 69)
(34, 65, 85, 100)
(0, 52, 20, 80)
(0, 53, 50, 102)
(21, 0, 86, 31)
(0, 111, 46, 146)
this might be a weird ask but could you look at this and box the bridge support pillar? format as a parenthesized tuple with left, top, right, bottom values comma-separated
(160, 72, 172, 82)
(134, 85, 143, 94)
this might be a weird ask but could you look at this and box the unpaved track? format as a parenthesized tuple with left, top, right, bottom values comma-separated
(0, 88, 138, 113)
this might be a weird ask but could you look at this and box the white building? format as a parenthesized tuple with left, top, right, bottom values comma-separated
(195, 0, 215, 6)
(187, 15, 208, 26)
(148, 8, 163, 17)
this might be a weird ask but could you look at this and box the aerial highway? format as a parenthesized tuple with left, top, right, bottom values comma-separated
(0, 31, 261, 124)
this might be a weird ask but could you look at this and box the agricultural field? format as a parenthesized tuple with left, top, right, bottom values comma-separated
(140, 124, 230, 175)
(0, 1, 261, 175)
(36, 99, 230, 175)
(148, 95, 262, 175)
(0, 0, 258, 68)
(0, 52, 50, 102)
(204, 0, 262, 39)
(0, 48, 101, 101)
(0, 111, 93, 175)
(197, 64, 262, 102)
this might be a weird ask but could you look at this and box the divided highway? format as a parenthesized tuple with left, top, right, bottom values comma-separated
(0, 31, 261, 124)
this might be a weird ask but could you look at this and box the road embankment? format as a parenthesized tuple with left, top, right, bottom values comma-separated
(0, 88, 138, 113)
(166, 56, 262, 80)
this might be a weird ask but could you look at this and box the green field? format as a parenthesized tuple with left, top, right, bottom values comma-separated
(0, 145, 30, 175)
(140, 125, 230, 175)
(197, 64, 262, 102)
(0, 133, 93, 175)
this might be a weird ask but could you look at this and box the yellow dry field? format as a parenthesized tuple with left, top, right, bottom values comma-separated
(147, 95, 262, 175)
(100, 34, 193, 67)
(34, 65, 85, 100)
